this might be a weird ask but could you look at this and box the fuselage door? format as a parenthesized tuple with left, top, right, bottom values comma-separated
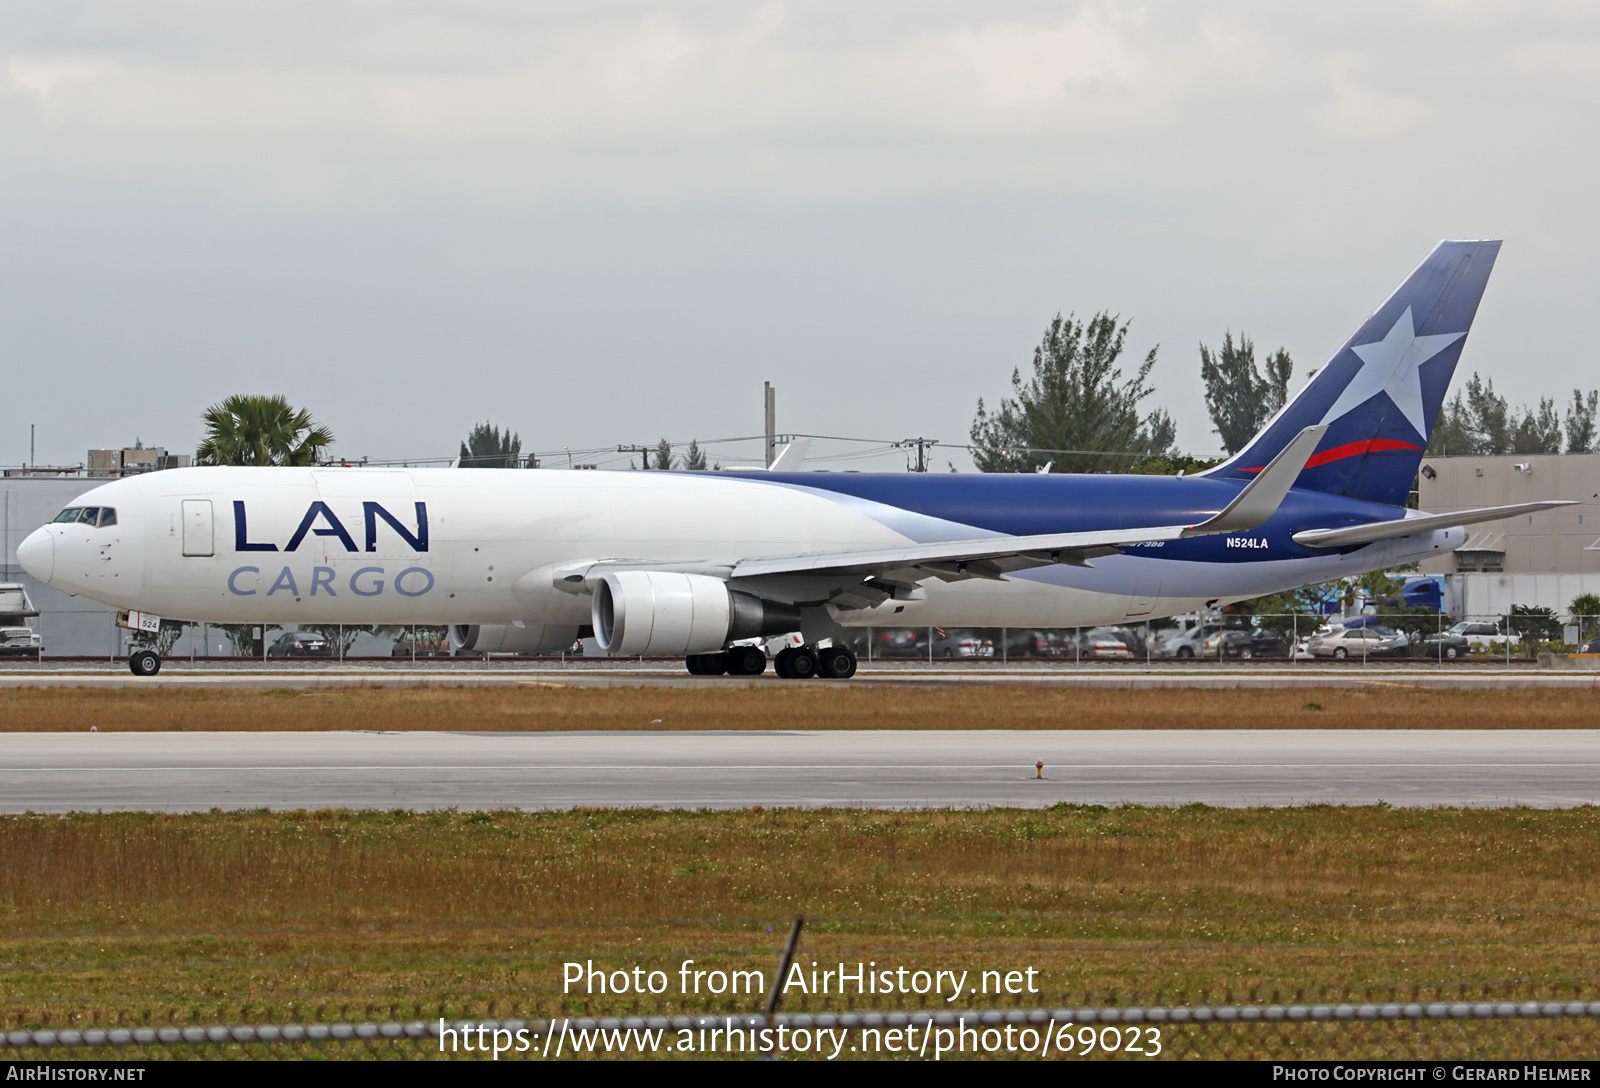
(181, 499, 214, 557)
(1125, 578, 1160, 618)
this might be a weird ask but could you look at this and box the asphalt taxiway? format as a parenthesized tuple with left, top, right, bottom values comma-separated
(1, 661, 1597, 689)
(1, 729, 1594, 811)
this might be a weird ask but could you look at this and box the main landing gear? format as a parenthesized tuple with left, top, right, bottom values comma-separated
(683, 644, 857, 679)
(772, 645, 857, 680)
(128, 649, 161, 676)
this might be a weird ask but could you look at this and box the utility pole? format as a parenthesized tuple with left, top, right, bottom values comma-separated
(30, 424, 34, 473)
(617, 444, 651, 469)
(897, 437, 939, 473)
(763, 382, 777, 467)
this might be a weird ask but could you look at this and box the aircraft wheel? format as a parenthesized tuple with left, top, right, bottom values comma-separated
(129, 650, 161, 677)
(787, 647, 819, 680)
(726, 646, 767, 676)
(773, 647, 795, 679)
(1333, 647, 1349, 660)
(685, 655, 704, 675)
(819, 647, 857, 679)
(699, 652, 728, 676)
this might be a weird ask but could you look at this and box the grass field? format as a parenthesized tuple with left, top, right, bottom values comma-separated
(2, 804, 1597, 1060)
(1, 682, 1596, 732)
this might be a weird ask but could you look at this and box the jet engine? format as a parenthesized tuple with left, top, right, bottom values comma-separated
(448, 623, 582, 654)
(592, 571, 799, 656)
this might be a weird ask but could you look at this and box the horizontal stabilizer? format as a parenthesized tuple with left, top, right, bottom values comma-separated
(1292, 500, 1576, 548)
(768, 439, 811, 471)
(1181, 425, 1326, 537)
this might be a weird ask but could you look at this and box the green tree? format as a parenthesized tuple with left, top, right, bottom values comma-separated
(1123, 453, 1224, 476)
(1509, 604, 1561, 654)
(1511, 397, 1562, 455)
(650, 438, 675, 470)
(1198, 332, 1294, 455)
(458, 423, 523, 468)
(195, 394, 335, 466)
(970, 311, 1174, 474)
(214, 623, 279, 657)
(683, 439, 708, 470)
(301, 624, 402, 656)
(1570, 593, 1600, 639)
(1565, 391, 1599, 453)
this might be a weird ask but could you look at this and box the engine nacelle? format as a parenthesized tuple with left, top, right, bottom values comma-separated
(449, 623, 582, 654)
(591, 571, 799, 656)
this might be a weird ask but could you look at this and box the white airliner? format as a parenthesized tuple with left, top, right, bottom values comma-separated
(16, 241, 1568, 678)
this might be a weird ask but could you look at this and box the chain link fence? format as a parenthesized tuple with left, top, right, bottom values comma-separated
(4, 996, 1598, 1060)
(5, 611, 1600, 669)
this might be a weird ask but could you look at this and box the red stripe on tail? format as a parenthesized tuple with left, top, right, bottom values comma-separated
(1240, 438, 1421, 474)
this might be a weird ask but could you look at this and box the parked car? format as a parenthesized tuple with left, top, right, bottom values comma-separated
(873, 629, 926, 657)
(1158, 624, 1220, 659)
(1003, 630, 1061, 658)
(1074, 627, 1136, 660)
(1419, 632, 1471, 660)
(391, 631, 451, 657)
(1308, 625, 1409, 659)
(1207, 628, 1289, 659)
(266, 631, 332, 658)
(931, 630, 992, 658)
(1441, 620, 1511, 647)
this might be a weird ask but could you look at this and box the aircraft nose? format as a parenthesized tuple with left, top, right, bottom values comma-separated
(16, 527, 53, 583)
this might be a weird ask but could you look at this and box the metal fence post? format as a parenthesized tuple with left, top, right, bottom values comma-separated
(1002, 626, 1007, 667)
(928, 627, 933, 668)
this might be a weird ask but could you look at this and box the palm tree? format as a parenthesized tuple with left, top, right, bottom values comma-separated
(195, 394, 335, 466)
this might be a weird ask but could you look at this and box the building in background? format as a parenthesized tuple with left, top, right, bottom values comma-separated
(1418, 452, 1600, 617)
(87, 446, 192, 477)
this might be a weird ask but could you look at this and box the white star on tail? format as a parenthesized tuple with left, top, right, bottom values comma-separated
(1321, 306, 1465, 439)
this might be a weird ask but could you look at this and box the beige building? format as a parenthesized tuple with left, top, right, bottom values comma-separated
(1418, 452, 1600, 575)
(1417, 452, 1600, 618)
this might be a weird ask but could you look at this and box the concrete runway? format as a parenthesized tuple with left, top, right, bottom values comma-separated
(1, 730, 1595, 811)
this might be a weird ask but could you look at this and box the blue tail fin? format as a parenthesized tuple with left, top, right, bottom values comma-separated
(1207, 240, 1500, 506)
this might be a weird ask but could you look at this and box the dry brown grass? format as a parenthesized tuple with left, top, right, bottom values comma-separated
(1, 805, 1597, 1033)
(0, 682, 1594, 732)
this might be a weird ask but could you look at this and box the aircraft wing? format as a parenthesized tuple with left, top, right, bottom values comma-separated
(727, 425, 1328, 581)
(1292, 500, 1576, 548)
(560, 426, 1325, 603)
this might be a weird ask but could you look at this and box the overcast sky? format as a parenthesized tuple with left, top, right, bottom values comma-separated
(3, 1, 1597, 470)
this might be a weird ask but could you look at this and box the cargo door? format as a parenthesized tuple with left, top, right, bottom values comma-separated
(181, 500, 214, 557)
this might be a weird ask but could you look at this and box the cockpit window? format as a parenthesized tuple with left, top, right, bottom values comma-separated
(97, 508, 116, 527)
(53, 508, 83, 523)
(77, 507, 101, 524)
